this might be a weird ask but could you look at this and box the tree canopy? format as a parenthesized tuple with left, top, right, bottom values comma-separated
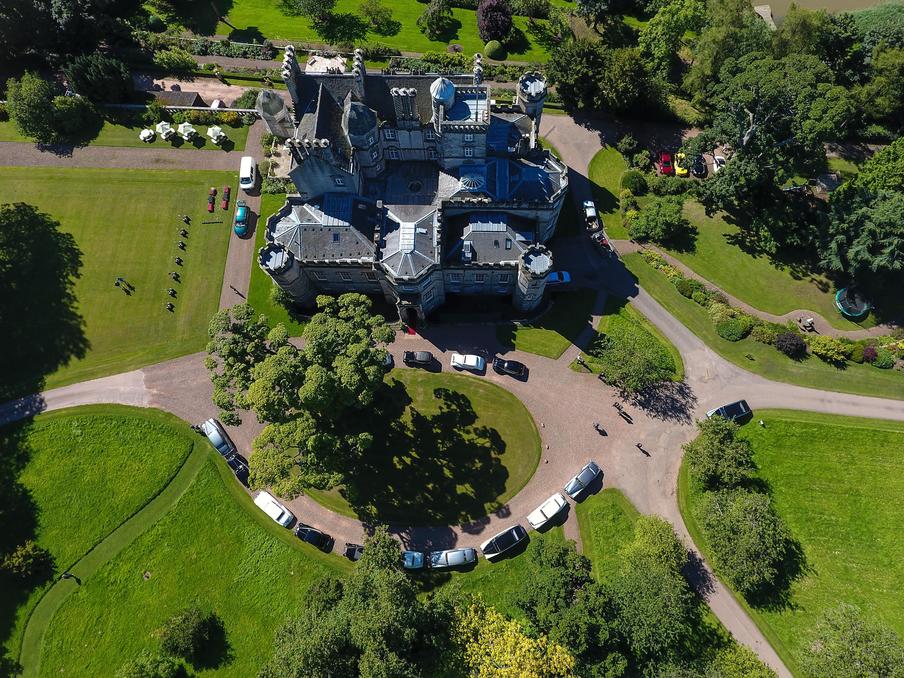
(683, 416, 755, 490)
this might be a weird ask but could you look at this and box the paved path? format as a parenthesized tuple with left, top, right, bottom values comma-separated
(0, 141, 243, 170)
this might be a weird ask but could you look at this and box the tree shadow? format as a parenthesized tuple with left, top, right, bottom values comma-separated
(0, 204, 88, 403)
(338, 380, 511, 525)
(625, 380, 697, 424)
(192, 613, 233, 670)
(313, 13, 369, 44)
(371, 18, 401, 37)
(228, 26, 266, 43)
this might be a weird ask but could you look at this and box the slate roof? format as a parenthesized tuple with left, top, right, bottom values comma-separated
(443, 213, 536, 265)
(269, 194, 378, 261)
(381, 208, 439, 278)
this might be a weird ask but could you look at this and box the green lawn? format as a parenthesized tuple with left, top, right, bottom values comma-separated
(679, 410, 904, 674)
(0, 406, 201, 668)
(663, 202, 868, 330)
(622, 252, 904, 400)
(247, 193, 307, 335)
(202, 0, 551, 61)
(588, 146, 629, 239)
(496, 288, 598, 359)
(575, 488, 640, 583)
(0, 167, 234, 389)
(0, 119, 249, 152)
(39, 456, 350, 677)
(575, 295, 684, 381)
(306, 369, 541, 524)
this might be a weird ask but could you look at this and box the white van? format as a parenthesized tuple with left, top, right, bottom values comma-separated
(239, 156, 256, 191)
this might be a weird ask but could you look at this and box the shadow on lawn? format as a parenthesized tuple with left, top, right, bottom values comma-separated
(339, 380, 510, 525)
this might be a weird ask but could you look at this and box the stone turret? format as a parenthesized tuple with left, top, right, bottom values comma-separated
(351, 48, 365, 99)
(473, 53, 483, 86)
(258, 243, 316, 307)
(430, 77, 455, 135)
(516, 72, 547, 149)
(256, 89, 294, 138)
(514, 244, 552, 312)
(281, 45, 303, 118)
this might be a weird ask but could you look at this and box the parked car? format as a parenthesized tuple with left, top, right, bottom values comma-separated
(199, 418, 236, 457)
(221, 185, 231, 210)
(451, 353, 486, 372)
(564, 461, 601, 499)
(591, 231, 614, 256)
(254, 491, 294, 527)
(383, 352, 394, 370)
(674, 152, 689, 177)
(403, 350, 434, 367)
(224, 452, 249, 485)
(344, 543, 364, 561)
(492, 357, 527, 378)
(547, 271, 571, 286)
(583, 200, 601, 231)
(429, 548, 477, 569)
(480, 525, 528, 561)
(233, 199, 249, 236)
(403, 550, 426, 570)
(706, 399, 752, 422)
(527, 493, 568, 530)
(712, 155, 726, 174)
(207, 186, 217, 213)
(691, 155, 707, 178)
(294, 523, 333, 552)
(659, 151, 674, 175)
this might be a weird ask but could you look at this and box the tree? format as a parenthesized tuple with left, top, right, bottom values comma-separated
(682, 416, 755, 490)
(708, 645, 776, 678)
(417, 0, 454, 40)
(115, 650, 180, 678)
(6, 72, 57, 144)
(627, 196, 689, 244)
(858, 47, 904, 129)
(477, 0, 513, 42)
(621, 515, 687, 572)
(696, 489, 791, 597)
(1, 540, 54, 579)
(452, 599, 577, 677)
(0, 203, 87, 401)
(359, 0, 396, 34)
(576, 0, 611, 31)
(282, 0, 336, 20)
(152, 47, 196, 72)
(51, 94, 99, 141)
(842, 137, 904, 195)
(64, 53, 132, 103)
(598, 47, 655, 114)
(775, 331, 807, 358)
(159, 606, 212, 661)
(638, 0, 706, 80)
(592, 317, 676, 394)
(802, 604, 904, 678)
(772, 6, 864, 85)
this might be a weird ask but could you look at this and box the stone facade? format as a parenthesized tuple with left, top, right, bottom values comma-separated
(257, 48, 567, 323)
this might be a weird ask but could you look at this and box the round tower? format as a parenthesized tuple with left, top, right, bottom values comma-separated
(258, 243, 316, 308)
(516, 72, 547, 147)
(514, 244, 553, 313)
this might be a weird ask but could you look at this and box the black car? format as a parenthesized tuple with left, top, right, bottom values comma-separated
(224, 452, 249, 485)
(403, 350, 434, 367)
(294, 524, 334, 552)
(480, 524, 528, 561)
(492, 357, 527, 378)
(691, 155, 707, 178)
(707, 399, 752, 422)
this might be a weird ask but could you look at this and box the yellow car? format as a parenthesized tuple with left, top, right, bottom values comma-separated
(674, 152, 689, 177)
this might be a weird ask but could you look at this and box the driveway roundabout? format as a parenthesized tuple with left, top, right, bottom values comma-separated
(305, 369, 541, 526)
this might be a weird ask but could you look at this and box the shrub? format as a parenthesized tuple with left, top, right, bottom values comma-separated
(262, 177, 293, 194)
(232, 89, 260, 109)
(52, 95, 100, 140)
(63, 53, 132, 103)
(627, 196, 689, 245)
(632, 150, 652, 170)
(873, 348, 896, 369)
(153, 47, 196, 72)
(477, 0, 513, 42)
(484, 39, 506, 59)
(147, 14, 166, 32)
(620, 169, 648, 195)
(116, 650, 180, 678)
(675, 277, 704, 299)
(2, 540, 54, 579)
(6, 71, 57, 143)
(691, 290, 708, 306)
(0, 103, 7, 121)
(511, 0, 551, 18)
(750, 322, 780, 345)
(848, 343, 865, 363)
(716, 317, 754, 342)
(808, 336, 849, 364)
(159, 606, 211, 661)
(648, 174, 692, 196)
(361, 42, 401, 59)
(616, 133, 638, 158)
(775, 331, 807, 358)
(863, 344, 879, 363)
(619, 189, 637, 214)
(142, 99, 168, 126)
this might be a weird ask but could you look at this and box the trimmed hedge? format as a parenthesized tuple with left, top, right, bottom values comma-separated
(484, 40, 506, 60)
(620, 169, 648, 195)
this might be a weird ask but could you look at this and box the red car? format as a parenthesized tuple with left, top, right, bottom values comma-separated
(221, 186, 231, 210)
(207, 187, 217, 213)
(659, 151, 674, 176)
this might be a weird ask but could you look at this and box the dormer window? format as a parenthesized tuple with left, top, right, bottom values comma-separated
(464, 133, 474, 142)
(388, 148, 400, 160)
(367, 134, 375, 145)
(384, 128, 397, 140)
(425, 128, 435, 140)
(334, 177, 345, 186)
(370, 149, 379, 160)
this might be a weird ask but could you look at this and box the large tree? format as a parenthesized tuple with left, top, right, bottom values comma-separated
(772, 6, 865, 85)
(63, 53, 132, 103)
(477, 0, 513, 42)
(637, 0, 706, 81)
(682, 416, 755, 490)
(857, 47, 904, 131)
(802, 604, 904, 678)
(6, 72, 58, 144)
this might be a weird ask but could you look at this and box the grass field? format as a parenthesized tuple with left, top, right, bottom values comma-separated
(679, 410, 904, 674)
(588, 147, 629, 239)
(622, 252, 904, 400)
(576, 295, 684, 381)
(496, 288, 598, 359)
(247, 193, 308, 335)
(663, 202, 868, 330)
(194, 0, 552, 61)
(306, 369, 541, 524)
(0, 167, 235, 388)
(575, 488, 640, 582)
(0, 119, 249, 152)
(0, 406, 201, 668)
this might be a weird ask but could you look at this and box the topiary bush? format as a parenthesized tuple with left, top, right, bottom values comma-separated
(717, 318, 754, 342)
(620, 169, 648, 195)
(484, 40, 506, 59)
(775, 331, 807, 358)
(848, 343, 865, 363)
(873, 348, 896, 369)
(691, 290, 708, 306)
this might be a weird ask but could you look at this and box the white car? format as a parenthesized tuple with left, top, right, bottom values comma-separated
(527, 493, 568, 530)
(547, 271, 571, 286)
(712, 155, 726, 174)
(450, 353, 486, 372)
(254, 491, 295, 527)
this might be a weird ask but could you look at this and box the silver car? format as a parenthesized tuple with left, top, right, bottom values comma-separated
(564, 461, 601, 499)
(428, 548, 477, 569)
(199, 418, 236, 457)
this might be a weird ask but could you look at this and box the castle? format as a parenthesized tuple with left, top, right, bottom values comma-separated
(255, 47, 568, 325)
